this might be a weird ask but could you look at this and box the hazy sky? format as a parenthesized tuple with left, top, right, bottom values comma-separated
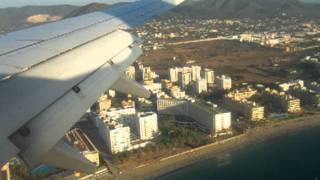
(0, 0, 318, 8)
(0, 0, 133, 8)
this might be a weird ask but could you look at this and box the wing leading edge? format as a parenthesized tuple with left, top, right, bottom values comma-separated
(0, 0, 184, 172)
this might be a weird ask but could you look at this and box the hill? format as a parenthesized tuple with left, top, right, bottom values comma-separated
(173, 0, 320, 18)
(65, 3, 110, 18)
(0, 3, 110, 34)
(0, 5, 78, 33)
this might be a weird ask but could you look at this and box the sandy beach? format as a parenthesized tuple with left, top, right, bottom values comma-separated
(113, 114, 320, 180)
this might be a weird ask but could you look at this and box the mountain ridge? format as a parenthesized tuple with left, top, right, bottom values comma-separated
(0, 3, 110, 34)
(174, 0, 320, 18)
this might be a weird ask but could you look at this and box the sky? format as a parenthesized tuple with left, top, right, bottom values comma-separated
(0, 0, 133, 8)
(0, 0, 318, 8)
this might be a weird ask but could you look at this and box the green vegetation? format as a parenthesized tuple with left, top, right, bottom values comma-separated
(159, 115, 211, 148)
(112, 115, 211, 165)
(296, 61, 320, 80)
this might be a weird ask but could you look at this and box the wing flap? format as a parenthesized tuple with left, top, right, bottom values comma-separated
(41, 140, 95, 173)
(112, 75, 151, 98)
(0, 139, 19, 166)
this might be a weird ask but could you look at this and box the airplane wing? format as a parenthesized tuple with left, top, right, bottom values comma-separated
(0, 0, 184, 173)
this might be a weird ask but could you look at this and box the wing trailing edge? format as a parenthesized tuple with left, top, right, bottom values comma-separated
(112, 75, 151, 98)
(41, 140, 96, 173)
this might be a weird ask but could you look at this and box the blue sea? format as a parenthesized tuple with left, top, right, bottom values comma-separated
(158, 126, 320, 180)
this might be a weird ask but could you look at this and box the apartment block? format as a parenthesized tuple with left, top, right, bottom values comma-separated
(102, 123, 131, 154)
(193, 79, 208, 95)
(223, 88, 264, 121)
(169, 67, 180, 83)
(223, 98, 264, 121)
(191, 66, 202, 81)
(125, 66, 136, 80)
(201, 68, 215, 85)
(178, 70, 192, 89)
(262, 88, 302, 113)
(216, 75, 232, 90)
(157, 99, 231, 136)
(134, 112, 158, 140)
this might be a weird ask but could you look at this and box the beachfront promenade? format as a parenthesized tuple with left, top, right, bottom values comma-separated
(113, 114, 320, 180)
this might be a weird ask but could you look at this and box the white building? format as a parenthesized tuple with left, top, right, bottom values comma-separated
(125, 66, 136, 80)
(191, 66, 202, 81)
(95, 117, 131, 154)
(134, 112, 158, 140)
(178, 71, 192, 89)
(193, 79, 208, 94)
(108, 90, 116, 98)
(279, 80, 304, 92)
(214, 112, 232, 133)
(169, 68, 180, 83)
(157, 99, 232, 136)
(202, 69, 215, 85)
(104, 108, 136, 126)
(216, 75, 232, 90)
(106, 124, 131, 154)
(105, 108, 136, 120)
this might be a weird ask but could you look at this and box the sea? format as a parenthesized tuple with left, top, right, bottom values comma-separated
(157, 125, 320, 180)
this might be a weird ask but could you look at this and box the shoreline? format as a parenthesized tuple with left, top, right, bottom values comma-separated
(114, 114, 320, 180)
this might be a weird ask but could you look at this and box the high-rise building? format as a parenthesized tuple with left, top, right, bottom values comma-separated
(214, 112, 232, 133)
(136, 64, 158, 83)
(105, 124, 131, 154)
(178, 71, 192, 89)
(191, 66, 201, 81)
(193, 79, 208, 95)
(142, 67, 153, 81)
(169, 68, 180, 82)
(125, 66, 136, 80)
(216, 75, 232, 90)
(202, 69, 215, 85)
(134, 112, 158, 140)
(157, 99, 232, 136)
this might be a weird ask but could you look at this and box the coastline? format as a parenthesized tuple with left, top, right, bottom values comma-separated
(114, 114, 320, 180)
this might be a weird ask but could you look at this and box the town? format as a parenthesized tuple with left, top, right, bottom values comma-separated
(136, 16, 320, 52)
(2, 12, 320, 180)
(8, 61, 318, 179)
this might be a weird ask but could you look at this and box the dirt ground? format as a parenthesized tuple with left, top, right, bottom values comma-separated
(138, 40, 293, 85)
